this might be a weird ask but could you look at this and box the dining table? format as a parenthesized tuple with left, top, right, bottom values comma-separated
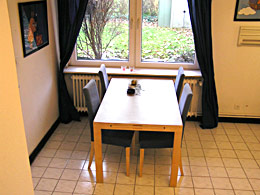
(93, 78, 183, 187)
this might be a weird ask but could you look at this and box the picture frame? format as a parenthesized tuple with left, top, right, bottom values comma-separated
(18, 0, 49, 57)
(234, 0, 260, 21)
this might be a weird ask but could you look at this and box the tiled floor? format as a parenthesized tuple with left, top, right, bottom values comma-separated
(31, 117, 260, 195)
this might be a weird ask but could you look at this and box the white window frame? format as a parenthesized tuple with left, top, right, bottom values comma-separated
(69, 0, 199, 70)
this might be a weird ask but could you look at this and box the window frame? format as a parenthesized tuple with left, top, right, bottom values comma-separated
(69, 0, 199, 70)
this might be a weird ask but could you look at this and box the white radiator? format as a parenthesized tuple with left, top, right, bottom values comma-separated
(71, 75, 202, 116)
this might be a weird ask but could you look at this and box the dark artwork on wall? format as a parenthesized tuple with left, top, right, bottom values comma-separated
(234, 0, 260, 21)
(18, 0, 49, 57)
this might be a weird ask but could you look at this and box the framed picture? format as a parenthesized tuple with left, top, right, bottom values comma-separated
(18, 0, 49, 57)
(234, 0, 260, 21)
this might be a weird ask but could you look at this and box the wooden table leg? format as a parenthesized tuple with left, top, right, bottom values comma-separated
(94, 124, 103, 183)
(169, 129, 182, 187)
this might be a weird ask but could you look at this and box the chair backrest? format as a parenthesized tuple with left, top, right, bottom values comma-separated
(83, 79, 100, 141)
(174, 67, 185, 101)
(98, 64, 109, 99)
(179, 83, 193, 128)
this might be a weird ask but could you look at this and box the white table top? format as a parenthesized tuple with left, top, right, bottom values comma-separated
(94, 78, 182, 127)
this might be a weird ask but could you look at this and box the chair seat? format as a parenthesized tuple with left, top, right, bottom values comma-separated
(102, 130, 134, 147)
(139, 131, 175, 149)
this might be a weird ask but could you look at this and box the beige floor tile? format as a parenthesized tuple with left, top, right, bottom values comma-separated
(116, 172, 136, 185)
(104, 153, 121, 163)
(175, 187, 194, 195)
(214, 189, 235, 195)
(186, 141, 202, 148)
(60, 169, 81, 180)
(44, 141, 62, 149)
(194, 188, 214, 195)
(118, 163, 137, 175)
(155, 155, 171, 165)
(200, 141, 217, 149)
(79, 170, 96, 183)
(155, 148, 172, 156)
(134, 185, 154, 195)
(192, 177, 213, 189)
(34, 191, 52, 195)
(38, 148, 57, 158)
(211, 177, 232, 189)
(74, 181, 95, 194)
(219, 149, 237, 158)
(225, 128, 240, 135)
(234, 190, 255, 195)
(214, 135, 229, 142)
(59, 141, 77, 150)
(103, 162, 120, 172)
(216, 142, 233, 150)
(208, 167, 228, 177)
(203, 149, 220, 158)
(235, 123, 250, 130)
(54, 180, 77, 193)
(31, 167, 46, 178)
(70, 150, 88, 160)
(237, 151, 253, 160)
(243, 136, 259, 143)
(239, 159, 259, 168)
(226, 167, 246, 178)
(187, 148, 204, 157)
(32, 157, 52, 167)
(189, 157, 206, 166)
(155, 187, 174, 195)
(181, 157, 189, 165)
(249, 179, 260, 190)
(36, 178, 58, 191)
(230, 178, 252, 190)
(178, 166, 191, 176)
(32, 177, 40, 189)
(137, 163, 154, 175)
(206, 157, 224, 167)
(114, 184, 134, 195)
(246, 143, 260, 151)
(54, 150, 72, 158)
(231, 142, 248, 150)
(136, 174, 154, 186)
(155, 164, 171, 175)
(227, 135, 244, 142)
(251, 151, 260, 159)
(255, 191, 260, 195)
(200, 134, 215, 141)
(190, 166, 209, 177)
(155, 175, 170, 187)
(94, 183, 115, 195)
(222, 158, 241, 168)
(42, 168, 63, 179)
(49, 158, 68, 169)
(103, 172, 118, 184)
(176, 176, 193, 188)
(244, 168, 260, 179)
(65, 159, 85, 169)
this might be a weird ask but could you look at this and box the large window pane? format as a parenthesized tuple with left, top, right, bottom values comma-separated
(76, 0, 129, 61)
(141, 0, 195, 63)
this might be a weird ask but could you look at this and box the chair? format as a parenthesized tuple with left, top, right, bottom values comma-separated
(174, 66, 185, 101)
(138, 83, 193, 177)
(98, 64, 109, 100)
(83, 79, 134, 176)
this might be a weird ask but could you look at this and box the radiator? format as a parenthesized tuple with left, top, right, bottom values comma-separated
(71, 74, 202, 116)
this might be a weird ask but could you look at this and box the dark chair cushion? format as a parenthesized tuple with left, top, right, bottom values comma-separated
(139, 131, 175, 148)
(102, 130, 134, 147)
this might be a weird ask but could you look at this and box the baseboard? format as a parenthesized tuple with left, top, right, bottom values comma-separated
(187, 116, 260, 124)
(29, 118, 60, 164)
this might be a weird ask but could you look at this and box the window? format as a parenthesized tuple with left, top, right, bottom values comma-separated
(71, 0, 198, 69)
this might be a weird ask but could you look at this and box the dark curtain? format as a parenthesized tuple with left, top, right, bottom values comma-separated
(57, 0, 88, 123)
(187, 0, 218, 128)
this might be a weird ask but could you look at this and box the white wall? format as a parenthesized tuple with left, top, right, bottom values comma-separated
(212, 0, 260, 117)
(0, 0, 34, 194)
(7, 0, 59, 154)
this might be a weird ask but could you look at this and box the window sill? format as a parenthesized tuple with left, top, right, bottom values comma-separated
(64, 66, 202, 78)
